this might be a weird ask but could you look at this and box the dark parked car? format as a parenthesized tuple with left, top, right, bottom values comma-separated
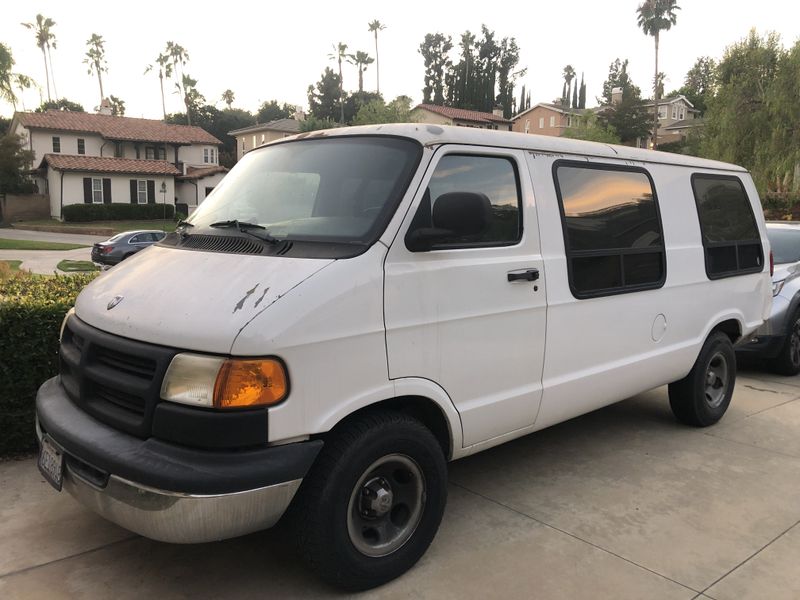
(91, 230, 167, 266)
(737, 222, 800, 374)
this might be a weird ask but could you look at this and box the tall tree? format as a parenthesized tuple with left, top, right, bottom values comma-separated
(21, 14, 57, 102)
(562, 65, 576, 108)
(180, 75, 205, 124)
(144, 52, 173, 119)
(654, 71, 666, 98)
(36, 98, 84, 112)
(307, 67, 343, 122)
(83, 34, 107, 105)
(221, 89, 235, 109)
(367, 20, 386, 94)
(257, 100, 294, 123)
(671, 56, 717, 115)
(636, 0, 680, 149)
(0, 134, 35, 194)
(165, 42, 190, 124)
(572, 81, 578, 109)
(418, 33, 452, 105)
(108, 95, 125, 116)
(518, 83, 526, 114)
(600, 58, 640, 104)
(347, 51, 374, 93)
(578, 73, 586, 108)
(0, 44, 32, 111)
(598, 59, 650, 144)
(328, 42, 348, 123)
(496, 37, 524, 118)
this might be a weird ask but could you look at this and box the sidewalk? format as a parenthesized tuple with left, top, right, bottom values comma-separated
(0, 248, 94, 275)
(1, 371, 799, 599)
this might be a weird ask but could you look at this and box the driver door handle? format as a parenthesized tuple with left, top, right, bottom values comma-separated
(507, 268, 540, 282)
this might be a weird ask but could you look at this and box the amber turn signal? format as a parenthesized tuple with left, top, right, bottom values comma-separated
(213, 359, 288, 409)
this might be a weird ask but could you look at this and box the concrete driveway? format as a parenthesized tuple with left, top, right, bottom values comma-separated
(0, 227, 108, 246)
(1, 369, 799, 599)
(0, 228, 106, 274)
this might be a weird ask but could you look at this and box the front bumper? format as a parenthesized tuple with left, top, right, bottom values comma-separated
(36, 377, 322, 543)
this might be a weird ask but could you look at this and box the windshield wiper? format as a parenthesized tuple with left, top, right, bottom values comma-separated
(176, 220, 194, 228)
(209, 219, 279, 245)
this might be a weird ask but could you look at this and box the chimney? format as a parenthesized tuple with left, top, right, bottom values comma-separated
(97, 98, 113, 115)
(611, 87, 623, 106)
(295, 107, 306, 122)
(493, 105, 504, 118)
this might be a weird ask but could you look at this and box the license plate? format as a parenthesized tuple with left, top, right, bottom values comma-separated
(38, 436, 64, 491)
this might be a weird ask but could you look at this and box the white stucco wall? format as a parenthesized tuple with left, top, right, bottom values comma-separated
(24, 129, 105, 164)
(178, 144, 219, 167)
(176, 172, 226, 207)
(49, 172, 175, 218)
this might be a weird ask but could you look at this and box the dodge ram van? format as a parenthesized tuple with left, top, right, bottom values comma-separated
(36, 125, 772, 590)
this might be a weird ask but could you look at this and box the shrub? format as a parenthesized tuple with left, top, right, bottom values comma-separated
(0, 272, 97, 456)
(63, 203, 175, 222)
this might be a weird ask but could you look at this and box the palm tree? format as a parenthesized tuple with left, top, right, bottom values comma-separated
(562, 65, 576, 108)
(165, 42, 191, 123)
(367, 20, 386, 95)
(221, 89, 235, 108)
(21, 14, 57, 102)
(637, 0, 680, 149)
(347, 51, 374, 93)
(328, 42, 348, 123)
(83, 34, 107, 105)
(144, 52, 173, 120)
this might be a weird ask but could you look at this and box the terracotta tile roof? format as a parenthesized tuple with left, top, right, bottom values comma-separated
(177, 165, 229, 180)
(17, 110, 221, 145)
(414, 104, 512, 124)
(42, 154, 181, 176)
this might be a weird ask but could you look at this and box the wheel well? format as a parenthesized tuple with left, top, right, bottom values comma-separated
(331, 396, 452, 459)
(711, 319, 742, 344)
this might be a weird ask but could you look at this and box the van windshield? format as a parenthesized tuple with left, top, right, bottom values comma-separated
(188, 136, 421, 245)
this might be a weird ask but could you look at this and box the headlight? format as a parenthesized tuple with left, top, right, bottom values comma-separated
(60, 308, 75, 341)
(161, 353, 288, 409)
(773, 279, 786, 297)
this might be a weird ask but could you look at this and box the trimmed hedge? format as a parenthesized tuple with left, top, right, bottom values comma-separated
(63, 203, 175, 222)
(0, 272, 98, 456)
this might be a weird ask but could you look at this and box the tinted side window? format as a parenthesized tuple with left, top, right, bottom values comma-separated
(554, 163, 665, 298)
(692, 174, 762, 278)
(418, 155, 522, 248)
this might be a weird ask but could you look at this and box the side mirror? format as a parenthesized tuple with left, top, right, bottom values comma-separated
(406, 192, 492, 252)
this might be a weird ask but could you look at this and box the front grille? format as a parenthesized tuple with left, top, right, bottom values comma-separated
(170, 234, 264, 255)
(59, 316, 178, 438)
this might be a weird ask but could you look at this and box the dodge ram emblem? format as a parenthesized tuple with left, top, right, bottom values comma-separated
(107, 295, 124, 310)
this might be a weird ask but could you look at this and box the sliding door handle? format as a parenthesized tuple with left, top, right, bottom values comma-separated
(507, 268, 539, 282)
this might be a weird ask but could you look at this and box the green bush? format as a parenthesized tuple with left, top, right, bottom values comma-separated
(63, 203, 175, 222)
(0, 273, 97, 456)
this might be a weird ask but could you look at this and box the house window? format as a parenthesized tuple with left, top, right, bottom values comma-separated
(156, 147, 165, 160)
(553, 162, 666, 298)
(671, 105, 678, 120)
(241, 139, 245, 153)
(211, 148, 216, 163)
(539, 117, 544, 129)
(92, 178, 103, 204)
(52, 136, 61, 153)
(261, 134, 266, 143)
(524, 119, 530, 134)
(114, 142, 123, 158)
(204, 148, 209, 163)
(145, 147, 155, 159)
(77, 138, 85, 155)
(691, 174, 763, 279)
(679, 107, 686, 120)
(549, 116, 556, 127)
(137, 180, 148, 204)
(658, 106, 667, 119)
(252, 135, 257, 148)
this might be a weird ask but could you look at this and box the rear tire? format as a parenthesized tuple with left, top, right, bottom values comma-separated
(771, 310, 800, 376)
(669, 332, 736, 427)
(291, 410, 448, 591)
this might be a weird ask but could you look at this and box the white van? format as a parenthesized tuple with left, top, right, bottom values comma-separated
(36, 125, 772, 590)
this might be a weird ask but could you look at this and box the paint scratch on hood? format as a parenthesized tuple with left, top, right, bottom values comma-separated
(233, 284, 259, 313)
(253, 287, 270, 309)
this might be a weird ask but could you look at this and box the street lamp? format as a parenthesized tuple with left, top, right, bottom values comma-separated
(160, 181, 167, 231)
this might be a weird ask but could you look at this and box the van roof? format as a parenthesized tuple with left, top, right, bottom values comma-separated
(282, 123, 747, 173)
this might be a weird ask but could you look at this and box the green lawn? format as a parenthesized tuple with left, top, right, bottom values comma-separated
(14, 219, 176, 235)
(0, 238, 89, 250)
(57, 260, 100, 272)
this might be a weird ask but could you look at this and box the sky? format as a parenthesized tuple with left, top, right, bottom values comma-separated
(2, 0, 799, 120)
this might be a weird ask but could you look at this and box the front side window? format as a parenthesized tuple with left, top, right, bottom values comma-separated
(92, 178, 103, 204)
(409, 154, 522, 249)
(77, 138, 85, 154)
(554, 162, 665, 298)
(692, 174, 762, 278)
(188, 136, 421, 247)
(137, 180, 148, 204)
(52, 136, 61, 153)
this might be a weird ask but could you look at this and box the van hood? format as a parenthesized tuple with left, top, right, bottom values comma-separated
(74, 245, 333, 353)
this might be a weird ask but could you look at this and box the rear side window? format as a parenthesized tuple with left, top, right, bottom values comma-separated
(554, 162, 666, 298)
(691, 174, 762, 279)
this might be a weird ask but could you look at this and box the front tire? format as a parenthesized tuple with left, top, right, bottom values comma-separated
(669, 332, 736, 427)
(771, 310, 800, 376)
(293, 410, 448, 591)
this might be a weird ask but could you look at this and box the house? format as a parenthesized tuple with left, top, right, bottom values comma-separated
(411, 104, 513, 131)
(11, 110, 228, 219)
(642, 94, 703, 145)
(511, 103, 591, 137)
(229, 118, 302, 161)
